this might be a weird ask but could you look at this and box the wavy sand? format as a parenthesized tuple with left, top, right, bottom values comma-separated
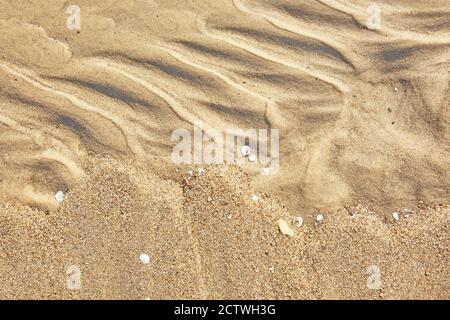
(0, 1, 448, 299)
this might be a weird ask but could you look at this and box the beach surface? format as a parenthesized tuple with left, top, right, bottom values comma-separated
(0, 0, 448, 299)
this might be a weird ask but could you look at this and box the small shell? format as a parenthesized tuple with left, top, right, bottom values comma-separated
(139, 253, 150, 264)
(55, 191, 64, 203)
(316, 214, 324, 223)
(392, 212, 400, 221)
(252, 194, 258, 201)
(293, 216, 304, 227)
(278, 219, 295, 236)
(240, 145, 251, 156)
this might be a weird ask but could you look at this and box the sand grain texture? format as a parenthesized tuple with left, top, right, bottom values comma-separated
(0, 0, 449, 299)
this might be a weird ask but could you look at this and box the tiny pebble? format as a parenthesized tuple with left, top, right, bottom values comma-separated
(394, 87, 398, 92)
(278, 219, 295, 236)
(55, 191, 64, 202)
(252, 194, 258, 201)
(316, 214, 324, 223)
(139, 253, 150, 264)
(392, 212, 400, 221)
(293, 216, 304, 227)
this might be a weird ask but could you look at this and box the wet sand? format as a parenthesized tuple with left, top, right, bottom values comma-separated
(0, 1, 449, 299)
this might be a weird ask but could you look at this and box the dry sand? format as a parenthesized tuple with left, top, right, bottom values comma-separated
(0, 0, 449, 299)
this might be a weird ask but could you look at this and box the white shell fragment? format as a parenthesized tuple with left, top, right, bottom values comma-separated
(139, 253, 150, 264)
(316, 214, 324, 223)
(293, 216, 304, 227)
(392, 212, 400, 221)
(394, 87, 398, 92)
(252, 194, 258, 201)
(55, 191, 64, 203)
(248, 154, 257, 162)
(240, 145, 251, 157)
(278, 219, 295, 236)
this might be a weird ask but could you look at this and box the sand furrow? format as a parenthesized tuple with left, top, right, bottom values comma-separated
(232, 0, 358, 71)
(0, 112, 82, 174)
(197, 18, 351, 93)
(87, 57, 267, 136)
(317, 0, 450, 43)
(154, 44, 269, 102)
(87, 58, 206, 128)
(0, 62, 140, 156)
(152, 44, 279, 127)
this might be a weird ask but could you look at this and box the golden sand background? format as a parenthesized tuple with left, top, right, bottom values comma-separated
(0, 0, 448, 299)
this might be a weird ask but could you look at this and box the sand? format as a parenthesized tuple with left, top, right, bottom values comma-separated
(0, 0, 449, 299)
